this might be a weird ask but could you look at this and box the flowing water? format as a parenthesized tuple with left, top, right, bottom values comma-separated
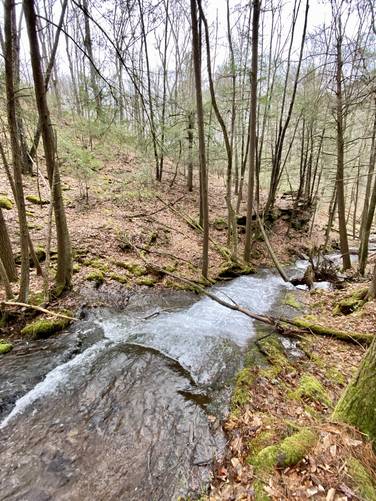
(0, 270, 293, 501)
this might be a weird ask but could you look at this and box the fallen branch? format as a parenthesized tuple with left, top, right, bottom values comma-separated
(1, 301, 77, 321)
(130, 244, 374, 346)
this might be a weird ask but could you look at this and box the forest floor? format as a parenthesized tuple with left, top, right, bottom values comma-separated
(1, 144, 376, 500)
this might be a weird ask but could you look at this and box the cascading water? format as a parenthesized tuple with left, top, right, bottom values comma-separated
(0, 270, 293, 500)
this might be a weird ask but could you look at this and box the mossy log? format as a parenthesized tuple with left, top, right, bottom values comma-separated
(250, 428, 317, 472)
(290, 316, 374, 345)
(21, 313, 73, 339)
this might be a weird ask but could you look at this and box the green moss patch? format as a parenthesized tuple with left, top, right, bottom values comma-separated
(251, 428, 317, 472)
(290, 374, 332, 406)
(136, 276, 157, 286)
(26, 195, 50, 206)
(283, 292, 303, 310)
(231, 367, 256, 410)
(218, 261, 254, 279)
(109, 273, 128, 284)
(86, 270, 105, 284)
(21, 313, 73, 339)
(333, 288, 368, 315)
(114, 260, 146, 276)
(0, 341, 13, 354)
(0, 195, 13, 210)
(348, 457, 376, 501)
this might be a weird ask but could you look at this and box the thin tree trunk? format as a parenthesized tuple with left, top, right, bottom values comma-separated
(0, 208, 17, 282)
(23, 0, 72, 292)
(335, 10, 351, 270)
(244, 0, 261, 262)
(4, 0, 30, 302)
(191, 0, 209, 278)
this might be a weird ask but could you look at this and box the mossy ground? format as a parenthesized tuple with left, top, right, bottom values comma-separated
(208, 331, 374, 500)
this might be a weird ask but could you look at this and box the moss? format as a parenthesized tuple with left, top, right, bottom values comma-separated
(283, 292, 303, 310)
(86, 270, 105, 284)
(333, 288, 368, 315)
(218, 261, 254, 279)
(251, 428, 317, 472)
(231, 367, 256, 410)
(29, 291, 45, 306)
(212, 218, 227, 231)
(136, 276, 157, 286)
(292, 316, 373, 345)
(0, 195, 13, 210)
(0, 341, 13, 354)
(248, 431, 276, 459)
(73, 263, 81, 273)
(114, 260, 146, 276)
(164, 279, 197, 292)
(109, 272, 128, 284)
(26, 194, 50, 205)
(290, 374, 332, 406)
(83, 258, 109, 272)
(347, 457, 376, 501)
(21, 313, 72, 339)
(163, 263, 177, 273)
(326, 366, 346, 386)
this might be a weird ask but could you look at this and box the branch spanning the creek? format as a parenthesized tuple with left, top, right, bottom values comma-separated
(131, 244, 374, 346)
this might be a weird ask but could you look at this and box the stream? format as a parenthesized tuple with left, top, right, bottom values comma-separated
(0, 269, 295, 500)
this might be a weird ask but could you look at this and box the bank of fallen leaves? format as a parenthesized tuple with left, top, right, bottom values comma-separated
(207, 334, 376, 500)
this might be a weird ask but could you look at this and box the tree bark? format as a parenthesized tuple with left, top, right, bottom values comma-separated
(0, 208, 17, 282)
(244, 0, 261, 262)
(333, 336, 376, 443)
(191, 0, 209, 278)
(4, 0, 30, 302)
(23, 0, 72, 292)
(334, 8, 351, 270)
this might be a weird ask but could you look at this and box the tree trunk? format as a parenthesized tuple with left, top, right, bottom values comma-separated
(191, 0, 209, 278)
(333, 336, 376, 444)
(244, 0, 260, 262)
(334, 9, 351, 271)
(23, 0, 72, 292)
(0, 208, 17, 282)
(4, 0, 30, 302)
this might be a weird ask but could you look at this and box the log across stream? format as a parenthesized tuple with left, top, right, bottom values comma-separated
(1, 266, 310, 500)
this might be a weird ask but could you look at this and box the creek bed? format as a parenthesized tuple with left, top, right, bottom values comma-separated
(0, 270, 294, 500)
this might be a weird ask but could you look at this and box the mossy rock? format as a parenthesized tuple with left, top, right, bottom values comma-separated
(136, 276, 157, 287)
(289, 374, 332, 406)
(347, 457, 376, 501)
(283, 292, 303, 310)
(163, 263, 177, 273)
(0, 340, 13, 354)
(86, 270, 105, 284)
(333, 288, 368, 315)
(251, 428, 317, 472)
(115, 260, 146, 277)
(218, 261, 255, 279)
(0, 195, 13, 210)
(21, 313, 73, 339)
(26, 195, 50, 206)
(83, 258, 109, 272)
(109, 273, 128, 284)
